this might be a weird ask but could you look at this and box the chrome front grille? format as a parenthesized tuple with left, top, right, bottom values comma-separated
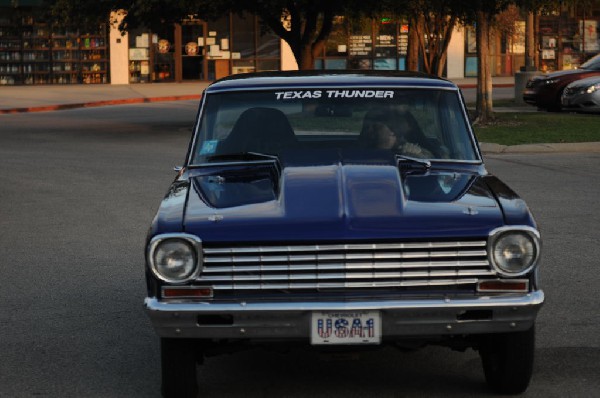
(196, 241, 495, 291)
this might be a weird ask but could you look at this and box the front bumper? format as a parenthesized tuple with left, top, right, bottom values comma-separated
(561, 93, 600, 111)
(522, 89, 540, 106)
(145, 291, 544, 340)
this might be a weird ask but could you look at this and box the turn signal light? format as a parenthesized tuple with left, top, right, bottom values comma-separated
(162, 287, 213, 299)
(477, 280, 529, 293)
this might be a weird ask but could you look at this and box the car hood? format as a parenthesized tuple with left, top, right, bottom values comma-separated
(536, 69, 589, 80)
(565, 75, 600, 88)
(182, 164, 506, 242)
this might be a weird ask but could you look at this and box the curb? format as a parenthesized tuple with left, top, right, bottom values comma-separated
(0, 94, 201, 114)
(480, 141, 600, 154)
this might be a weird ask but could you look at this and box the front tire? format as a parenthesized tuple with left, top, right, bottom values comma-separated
(161, 338, 199, 398)
(479, 326, 535, 395)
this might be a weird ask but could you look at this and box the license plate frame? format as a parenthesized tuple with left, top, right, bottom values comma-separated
(310, 311, 381, 345)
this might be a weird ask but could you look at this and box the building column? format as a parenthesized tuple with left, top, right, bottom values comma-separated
(280, 39, 298, 71)
(174, 23, 182, 82)
(446, 25, 465, 79)
(109, 10, 129, 84)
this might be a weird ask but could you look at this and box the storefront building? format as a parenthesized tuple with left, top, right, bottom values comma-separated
(116, 13, 283, 84)
(2, 2, 600, 85)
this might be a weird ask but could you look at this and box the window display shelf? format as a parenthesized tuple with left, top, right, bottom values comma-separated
(0, 17, 109, 84)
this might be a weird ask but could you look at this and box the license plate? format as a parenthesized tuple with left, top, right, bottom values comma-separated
(310, 311, 381, 345)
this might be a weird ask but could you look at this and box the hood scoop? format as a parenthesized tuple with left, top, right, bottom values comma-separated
(192, 163, 279, 208)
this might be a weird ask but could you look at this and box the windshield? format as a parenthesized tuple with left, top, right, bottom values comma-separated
(191, 88, 478, 165)
(580, 54, 600, 70)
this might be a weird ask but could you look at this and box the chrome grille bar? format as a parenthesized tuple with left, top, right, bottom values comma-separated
(203, 241, 486, 255)
(197, 240, 493, 291)
(202, 259, 490, 274)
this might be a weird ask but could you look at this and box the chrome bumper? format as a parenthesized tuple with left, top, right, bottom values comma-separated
(144, 291, 544, 339)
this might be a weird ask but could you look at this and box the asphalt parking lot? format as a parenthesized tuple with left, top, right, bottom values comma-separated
(0, 102, 598, 397)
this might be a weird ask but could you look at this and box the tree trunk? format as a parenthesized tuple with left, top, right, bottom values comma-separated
(475, 10, 494, 124)
(525, 11, 535, 70)
(297, 44, 315, 70)
(407, 15, 422, 71)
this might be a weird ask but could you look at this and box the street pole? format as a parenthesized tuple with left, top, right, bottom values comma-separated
(515, 10, 540, 105)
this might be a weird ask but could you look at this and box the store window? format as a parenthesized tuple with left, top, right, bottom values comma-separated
(206, 16, 230, 80)
(231, 13, 280, 74)
(231, 14, 255, 74)
(256, 31, 279, 59)
(397, 22, 409, 70)
(128, 28, 151, 83)
(465, 25, 477, 77)
(154, 23, 175, 82)
(0, 9, 108, 85)
(348, 18, 373, 69)
(374, 17, 398, 70)
(181, 20, 205, 80)
(316, 16, 409, 71)
(232, 14, 254, 59)
(323, 16, 348, 69)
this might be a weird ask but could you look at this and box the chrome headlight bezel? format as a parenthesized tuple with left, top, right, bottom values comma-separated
(147, 233, 203, 284)
(488, 227, 541, 277)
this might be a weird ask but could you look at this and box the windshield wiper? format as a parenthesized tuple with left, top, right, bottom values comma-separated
(395, 154, 431, 169)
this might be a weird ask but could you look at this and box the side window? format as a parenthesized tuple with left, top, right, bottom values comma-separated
(412, 101, 440, 141)
(438, 92, 476, 160)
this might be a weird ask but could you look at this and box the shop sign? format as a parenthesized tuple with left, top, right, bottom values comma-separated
(129, 48, 149, 61)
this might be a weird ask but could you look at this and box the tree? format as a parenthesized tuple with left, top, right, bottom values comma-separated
(462, 1, 514, 124)
(409, 1, 462, 76)
(385, 0, 465, 76)
(475, 8, 494, 124)
(43, 0, 121, 33)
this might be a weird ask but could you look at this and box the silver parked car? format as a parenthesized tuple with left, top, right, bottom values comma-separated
(561, 75, 600, 112)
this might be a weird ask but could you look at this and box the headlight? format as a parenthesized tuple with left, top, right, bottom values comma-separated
(586, 84, 600, 94)
(544, 78, 558, 85)
(488, 227, 540, 277)
(148, 234, 202, 283)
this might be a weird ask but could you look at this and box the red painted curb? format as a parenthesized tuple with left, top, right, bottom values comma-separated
(0, 94, 202, 114)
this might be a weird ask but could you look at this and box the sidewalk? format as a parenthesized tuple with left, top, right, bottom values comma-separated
(0, 82, 208, 114)
(0, 76, 505, 114)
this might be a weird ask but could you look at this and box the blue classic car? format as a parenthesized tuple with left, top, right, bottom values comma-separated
(144, 71, 544, 397)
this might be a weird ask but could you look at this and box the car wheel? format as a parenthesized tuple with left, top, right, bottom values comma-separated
(479, 326, 535, 395)
(161, 338, 200, 398)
